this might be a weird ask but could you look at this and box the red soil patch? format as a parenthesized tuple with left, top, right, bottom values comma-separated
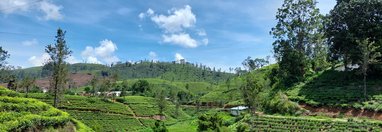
(300, 103, 382, 120)
(35, 73, 94, 89)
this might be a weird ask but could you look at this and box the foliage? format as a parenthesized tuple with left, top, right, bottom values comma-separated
(156, 90, 167, 117)
(14, 61, 235, 84)
(45, 28, 72, 108)
(152, 120, 168, 132)
(131, 79, 151, 95)
(246, 114, 382, 131)
(19, 74, 35, 98)
(242, 56, 269, 71)
(286, 70, 382, 111)
(357, 39, 381, 99)
(0, 46, 10, 68)
(197, 113, 223, 132)
(326, 0, 382, 69)
(271, 0, 326, 85)
(0, 86, 91, 131)
(240, 74, 266, 113)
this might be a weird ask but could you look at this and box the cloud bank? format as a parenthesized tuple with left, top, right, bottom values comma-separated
(139, 5, 208, 48)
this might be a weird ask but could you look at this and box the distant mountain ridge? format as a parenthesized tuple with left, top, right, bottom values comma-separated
(13, 61, 235, 85)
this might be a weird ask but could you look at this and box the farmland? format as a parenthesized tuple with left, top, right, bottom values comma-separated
(0, 86, 92, 131)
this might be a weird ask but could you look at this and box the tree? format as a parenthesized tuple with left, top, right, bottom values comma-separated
(0, 46, 10, 83)
(271, 0, 324, 85)
(240, 75, 264, 114)
(326, 0, 382, 70)
(156, 90, 167, 120)
(120, 80, 129, 96)
(6, 75, 17, 90)
(84, 86, 91, 93)
(20, 75, 35, 98)
(197, 113, 223, 132)
(152, 120, 168, 132)
(358, 39, 381, 99)
(0, 46, 10, 68)
(170, 90, 180, 116)
(242, 57, 269, 71)
(45, 28, 72, 108)
(90, 76, 98, 95)
(131, 80, 150, 95)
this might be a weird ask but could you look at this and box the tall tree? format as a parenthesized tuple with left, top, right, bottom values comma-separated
(90, 76, 98, 95)
(45, 28, 72, 108)
(271, 0, 324, 85)
(0, 46, 10, 69)
(240, 75, 264, 115)
(326, 0, 382, 69)
(0, 46, 10, 83)
(20, 75, 35, 98)
(156, 90, 167, 120)
(358, 39, 381, 99)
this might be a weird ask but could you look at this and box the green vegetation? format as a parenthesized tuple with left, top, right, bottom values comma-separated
(0, 86, 92, 131)
(286, 70, 382, 111)
(13, 61, 234, 84)
(237, 114, 382, 131)
(3, 0, 382, 131)
(45, 28, 72, 108)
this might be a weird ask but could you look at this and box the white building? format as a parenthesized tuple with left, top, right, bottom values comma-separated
(230, 106, 248, 116)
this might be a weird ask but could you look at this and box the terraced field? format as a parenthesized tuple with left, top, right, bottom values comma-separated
(250, 115, 382, 131)
(0, 87, 92, 131)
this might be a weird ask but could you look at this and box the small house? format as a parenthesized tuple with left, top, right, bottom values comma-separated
(230, 106, 248, 116)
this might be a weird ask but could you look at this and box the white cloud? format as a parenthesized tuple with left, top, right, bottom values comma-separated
(0, 0, 30, 14)
(175, 53, 185, 62)
(66, 56, 79, 64)
(81, 39, 120, 64)
(163, 33, 198, 48)
(22, 39, 38, 46)
(0, 0, 63, 21)
(149, 51, 158, 61)
(150, 5, 196, 33)
(85, 56, 101, 64)
(138, 12, 145, 19)
(39, 1, 63, 20)
(141, 5, 208, 48)
(28, 53, 50, 66)
(147, 8, 154, 16)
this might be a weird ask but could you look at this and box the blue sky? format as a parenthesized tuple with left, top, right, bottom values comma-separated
(0, 0, 336, 70)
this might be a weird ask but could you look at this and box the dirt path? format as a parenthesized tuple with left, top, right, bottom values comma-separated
(114, 101, 147, 126)
(300, 103, 382, 120)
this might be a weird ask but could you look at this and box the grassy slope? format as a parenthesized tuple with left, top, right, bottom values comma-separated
(286, 70, 382, 111)
(28, 93, 193, 131)
(0, 87, 92, 131)
(122, 78, 217, 96)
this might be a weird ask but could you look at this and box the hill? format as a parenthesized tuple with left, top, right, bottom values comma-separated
(0, 86, 92, 131)
(287, 70, 382, 112)
(12, 61, 234, 87)
(27, 92, 192, 131)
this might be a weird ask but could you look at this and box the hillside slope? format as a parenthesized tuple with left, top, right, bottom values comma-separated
(13, 61, 234, 85)
(0, 86, 92, 131)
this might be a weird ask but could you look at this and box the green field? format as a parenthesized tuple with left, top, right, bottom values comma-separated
(0, 87, 92, 131)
